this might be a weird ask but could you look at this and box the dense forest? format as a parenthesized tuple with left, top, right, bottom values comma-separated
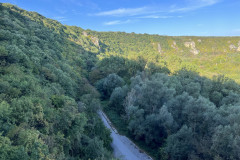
(1, 3, 240, 160)
(93, 55, 240, 159)
(0, 3, 114, 160)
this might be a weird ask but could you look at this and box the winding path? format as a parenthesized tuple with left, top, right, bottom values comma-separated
(98, 110, 153, 160)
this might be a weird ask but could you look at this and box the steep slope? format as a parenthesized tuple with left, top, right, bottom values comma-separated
(5, 3, 240, 83)
(0, 3, 114, 160)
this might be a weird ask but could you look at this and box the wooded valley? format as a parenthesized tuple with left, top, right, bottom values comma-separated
(1, 3, 240, 160)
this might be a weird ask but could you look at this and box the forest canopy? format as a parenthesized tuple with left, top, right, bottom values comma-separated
(100, 68, 240, 159)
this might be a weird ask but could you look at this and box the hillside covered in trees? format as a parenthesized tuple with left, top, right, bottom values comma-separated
(0, 3, 114, 160)
(1, 3, 240, 160)
(87, 31, 240, 83)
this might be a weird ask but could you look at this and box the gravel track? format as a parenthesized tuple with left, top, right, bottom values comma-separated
(98, 110, 153, 160)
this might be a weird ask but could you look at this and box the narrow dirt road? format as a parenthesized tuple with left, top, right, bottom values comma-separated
(98, 110, 153, 160)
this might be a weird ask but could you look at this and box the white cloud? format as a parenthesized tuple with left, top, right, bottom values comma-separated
(139, 15, 173, 19)
(61, 0, 99, 10)
(198, 0, 220, 5)
(103, 19, 133, 25)
(61, 0, 82, 6)
(95, 0, 221, 18)
(95, 7, 149, 17)
(53, 16, 68, 22)
(94, 0, 220, 25)
(170, 0, 221, 13)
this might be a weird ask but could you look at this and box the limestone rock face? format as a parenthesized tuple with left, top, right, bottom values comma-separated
(229, 44, 237, 50)
(82, 31, 100, 48)
(184, 41, 195, 48)
(171, 41, 178, 50)
(184, 41, 199, 55)
(158, 43, 162, 54)
(83, 31, 88, 37)
(229, 41, 240, 52)
(237, 41, 240, 52)
(91, 36, 100, 48)
(173, 41, 176, 46)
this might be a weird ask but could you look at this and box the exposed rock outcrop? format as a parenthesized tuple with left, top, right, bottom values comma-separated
(91, 36, 100, 48)
(83, 31, 88, 37)
(229, 41, 240, 52)
(82, 31, 100, 48)
(229, 44, 237, 50)
(184, 41, 199, 55)
(157, 43, 162, 54)
(171, 41, 178, 50)
(237, 41, 240, 52)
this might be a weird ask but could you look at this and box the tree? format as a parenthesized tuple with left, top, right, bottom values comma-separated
(84, 137, 104, 160)
(109, 85, 129, 114)
(185, 82, 201, 98)
(0, 101, 12, 133)
(211, 124, 240, 160)
(220, 91, 240, 106)
(182, 96, 217, 137)
(167, 92, 193, 127)
(96, 73, 124, 99)
(145, 62, 170, 75)
(165, 125, 195, 160)
(141, 106, 174, 147)
(131, 73, 176, 114)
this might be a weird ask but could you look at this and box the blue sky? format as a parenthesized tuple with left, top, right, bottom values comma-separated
(1, 0, 240, 36)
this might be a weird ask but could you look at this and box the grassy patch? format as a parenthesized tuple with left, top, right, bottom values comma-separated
(102, 101, 128, 135)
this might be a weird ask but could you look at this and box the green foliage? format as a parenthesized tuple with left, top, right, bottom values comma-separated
(109, 86, 129, 114)
(2, 2, 240, 160)
(86, 29, 240, 83)
(50, 95, 65, 108)
(211, 124, 240, 160)
(89, 56, 146, 83)
(96, 73, 124, 99)
(104, 68, 240, 159)
(0, 3, 114, 160)
(84, 137, 105, 159)
(0, 133, 18, 160)
(165, 125, 195, 160)
(145, 62, 170, 75)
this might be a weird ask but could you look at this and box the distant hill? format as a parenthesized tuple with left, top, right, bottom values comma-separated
(85, 31, 240, 82)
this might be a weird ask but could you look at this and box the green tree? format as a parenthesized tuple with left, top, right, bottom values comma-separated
(165, 125, 195, 160)
(109, 85, 129, 114)
(96, 73, 124, 99)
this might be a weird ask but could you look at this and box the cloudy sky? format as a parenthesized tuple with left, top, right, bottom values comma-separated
(1, 0, 240, 36)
